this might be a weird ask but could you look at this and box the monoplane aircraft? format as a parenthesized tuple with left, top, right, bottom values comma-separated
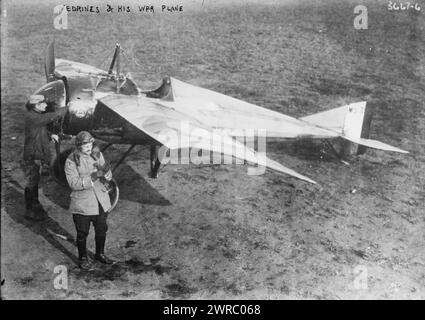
(34, 41, 408, 191)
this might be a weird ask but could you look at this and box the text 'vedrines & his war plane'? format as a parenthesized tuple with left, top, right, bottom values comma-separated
(35, 41, 408, 191)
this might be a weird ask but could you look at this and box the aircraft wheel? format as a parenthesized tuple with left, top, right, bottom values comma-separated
(105, 178, 119, 213)
(50, 148, 74, 187)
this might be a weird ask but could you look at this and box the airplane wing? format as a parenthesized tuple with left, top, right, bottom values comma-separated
(161, 77, 338, 139)
(100, 94, 317, 184)
(55, 59, 109, 78)
(158, 78, 407, 154)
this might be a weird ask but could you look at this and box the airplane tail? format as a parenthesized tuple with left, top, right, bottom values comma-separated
(301, 101, 408, 157)
(340, 101, 373, 156)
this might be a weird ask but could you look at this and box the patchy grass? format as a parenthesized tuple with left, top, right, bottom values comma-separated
(1, 0, 424, 299)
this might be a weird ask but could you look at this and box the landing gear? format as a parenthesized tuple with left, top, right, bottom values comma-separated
(107, 144, 162, 179)
(150, 145, 161, 178)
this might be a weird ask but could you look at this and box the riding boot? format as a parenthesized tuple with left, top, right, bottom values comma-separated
(77, 238, 93, 270)
(24, 188, 41, 221)
(32, 186, 48, 219)
(24, 188, 37, 220)
(95, 236, 114, 264)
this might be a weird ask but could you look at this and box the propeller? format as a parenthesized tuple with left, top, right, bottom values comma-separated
(45, 39, 55, 83)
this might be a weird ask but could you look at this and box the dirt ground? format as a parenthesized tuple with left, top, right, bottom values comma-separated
(1, 0, 424, 299)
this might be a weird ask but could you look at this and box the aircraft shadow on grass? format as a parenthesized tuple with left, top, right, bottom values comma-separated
(112, 164, 171, 206)
(268, 139, 340, 162)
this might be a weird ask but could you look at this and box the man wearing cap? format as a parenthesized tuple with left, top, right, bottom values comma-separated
(23, 94, 67, 221)
(64, 131, 114, 270)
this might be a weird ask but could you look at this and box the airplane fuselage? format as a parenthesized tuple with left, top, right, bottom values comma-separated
(35, 74, 158, 145)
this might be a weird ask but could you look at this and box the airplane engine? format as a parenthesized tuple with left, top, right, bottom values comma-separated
(33, 79, 66, 111)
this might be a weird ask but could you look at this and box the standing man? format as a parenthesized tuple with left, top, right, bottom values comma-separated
(23, 94, 67, 221)
(64, 131, 114, 270)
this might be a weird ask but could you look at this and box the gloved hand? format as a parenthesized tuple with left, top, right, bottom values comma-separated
(104, 170, 112, 181)
(91, 170, 105, 181)
(59, 133, 73, 140)
(100, 163, 111, 172)
(91, 145, 101, 160)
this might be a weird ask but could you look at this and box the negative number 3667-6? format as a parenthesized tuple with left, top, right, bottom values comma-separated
(388, 2, 421, 11)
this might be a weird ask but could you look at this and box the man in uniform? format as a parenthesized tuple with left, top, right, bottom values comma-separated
(64, 131, 115, 270)
(23, 94, 67, 221)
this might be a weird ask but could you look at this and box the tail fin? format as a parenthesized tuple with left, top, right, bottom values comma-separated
(302, 101, 408, 156)
(341, 101, 368, 140)
(341, 101, 371, 156)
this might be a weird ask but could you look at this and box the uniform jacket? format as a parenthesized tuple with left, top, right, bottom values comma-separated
(64, 149, 112, 216)
(23, 108, 65, 162)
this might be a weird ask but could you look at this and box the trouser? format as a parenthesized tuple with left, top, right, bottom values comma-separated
(23, 159, 42, 189)
(22, 159, 45, 216)
(72, 205, 108, 259)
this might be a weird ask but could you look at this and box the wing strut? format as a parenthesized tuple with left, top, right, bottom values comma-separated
(150, 145, 161, 178)
(108, 43, 120, 75)
(107, 43, 122, 94)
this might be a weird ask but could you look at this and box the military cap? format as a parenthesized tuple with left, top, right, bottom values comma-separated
(29, 94, 45, 104)
(75, 131, 94, 146)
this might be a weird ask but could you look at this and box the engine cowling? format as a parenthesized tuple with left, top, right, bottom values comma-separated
(33, 79, 66, 111)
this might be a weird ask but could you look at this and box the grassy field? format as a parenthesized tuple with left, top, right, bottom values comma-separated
(1, 0, 424, 299)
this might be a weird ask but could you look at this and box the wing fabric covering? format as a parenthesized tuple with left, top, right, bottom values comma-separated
(342, 136, 409, 153)
(166, 77, 338, 139)
(100, 95, 317, 184)
(168, 79, 408, 154)
(55, 59, 109, 78)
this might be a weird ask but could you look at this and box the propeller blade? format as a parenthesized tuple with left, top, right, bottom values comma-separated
(45, 39, 55, 82)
